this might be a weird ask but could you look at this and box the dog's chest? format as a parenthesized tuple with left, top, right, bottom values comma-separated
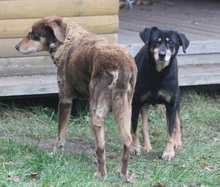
(140, 88, 171, 105)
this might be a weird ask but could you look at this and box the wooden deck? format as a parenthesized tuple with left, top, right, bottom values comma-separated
(0, 0, 220, 97)
(118, 0, 220, 43)
(119, 0, 220, 87)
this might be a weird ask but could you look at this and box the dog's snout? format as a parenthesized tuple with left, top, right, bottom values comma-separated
(15, 44, 19, 51)
(159, 51, 166, 58)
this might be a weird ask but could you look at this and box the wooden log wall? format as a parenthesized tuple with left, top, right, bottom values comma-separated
(0, 0, 119, 96)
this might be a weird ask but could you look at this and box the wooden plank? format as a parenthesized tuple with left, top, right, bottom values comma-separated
(178, 53, 220, 66)
(0, 75, 58, 97)
(179, 64, 220, 86)
(179, 73, 220, 86)
(0, 0, 119, 19)
(178, 40, 220, 55)
(0, 33, 118, 58)
(0, 15, 119, 39)
(0, 56, 55, 77)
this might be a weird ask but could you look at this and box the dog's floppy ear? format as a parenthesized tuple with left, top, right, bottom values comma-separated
(176, 32, 190, 53)
(44, 17, 67, 43)
(139, 27, 158, 45)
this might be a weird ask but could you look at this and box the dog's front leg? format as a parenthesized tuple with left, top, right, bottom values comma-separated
(162, 106, 176, 161)
(130, 104, 142, 155)
(174, 111, 182, 148)
(53, 98, 72, 154)
(141, 105, 152, 152)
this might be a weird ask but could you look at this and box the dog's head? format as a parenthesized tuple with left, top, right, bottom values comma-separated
(139, 27, 189, 71)
(15, 16, 68, 54)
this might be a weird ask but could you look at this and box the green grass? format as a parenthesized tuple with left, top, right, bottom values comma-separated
(0, 89, 220, 186)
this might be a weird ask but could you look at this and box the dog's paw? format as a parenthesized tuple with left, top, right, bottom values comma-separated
(94, 171, 107, 179)
(130, 145, 142, 155)
(143, 145, 152, 152)
(161, 150, 175, 161)
(118, 169, 129, 178)
(174, 140, 182, 149)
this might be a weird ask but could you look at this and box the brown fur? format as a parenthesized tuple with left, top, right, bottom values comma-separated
(15, 16, 137, 177)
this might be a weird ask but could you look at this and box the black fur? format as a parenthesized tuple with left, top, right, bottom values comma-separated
(132, 27, 189, 137)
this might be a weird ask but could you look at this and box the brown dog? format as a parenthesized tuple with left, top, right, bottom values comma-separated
(15, 16, 137, 177)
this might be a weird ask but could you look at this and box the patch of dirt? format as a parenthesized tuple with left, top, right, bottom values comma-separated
(11, 135, 94, 153)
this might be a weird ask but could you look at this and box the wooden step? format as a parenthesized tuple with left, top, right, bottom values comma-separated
(0, 75, 58, 97)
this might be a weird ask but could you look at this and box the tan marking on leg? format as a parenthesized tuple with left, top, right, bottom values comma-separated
(141, 106, 152, 152)
(130, 128, 141, 155)
(162, 113, 175, 161)
(174, 111, 182, 148)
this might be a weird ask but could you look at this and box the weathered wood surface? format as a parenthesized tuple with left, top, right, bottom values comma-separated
(0, 16, 118, 39)
(118, 0, 220, 43)
(0, 56, 55, 77)
(0, 0, 118, 19)
(0, 75, 58, 97)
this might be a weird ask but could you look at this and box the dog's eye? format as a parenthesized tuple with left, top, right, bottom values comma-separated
(33, 36, 40, 41)
(30, 34, 40, 41)
(168, 40, 173, 44)
(154, 40, 161, 44)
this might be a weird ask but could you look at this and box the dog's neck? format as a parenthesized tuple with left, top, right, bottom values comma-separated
(49, 21, 89, 67)
(155, 60, 170, 72)
(49, 41, 62, 66)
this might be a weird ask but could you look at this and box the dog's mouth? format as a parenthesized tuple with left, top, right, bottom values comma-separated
(15, 45, 37, 54)
(154, 54, 171, 63)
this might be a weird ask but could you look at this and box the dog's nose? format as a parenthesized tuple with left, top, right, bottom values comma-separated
(15, 44, 19, 51)
(159, 51, 166, 58)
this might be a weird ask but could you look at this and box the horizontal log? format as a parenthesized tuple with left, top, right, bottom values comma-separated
(0, 0, 118, 19)
(0, 15, 119, 39)
(0, 33, 118, 58)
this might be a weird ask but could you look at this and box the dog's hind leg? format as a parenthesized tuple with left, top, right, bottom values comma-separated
(112, 73, 136, 177)
(89, 78, 111, 178)
(112, 92, 132, 177)
(53, 97, 72, 154)
(141, 105, 152, 152)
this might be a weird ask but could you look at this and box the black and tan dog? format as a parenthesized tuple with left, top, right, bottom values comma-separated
(15, 16, 137, 177)
(130, 27, 189, 161)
